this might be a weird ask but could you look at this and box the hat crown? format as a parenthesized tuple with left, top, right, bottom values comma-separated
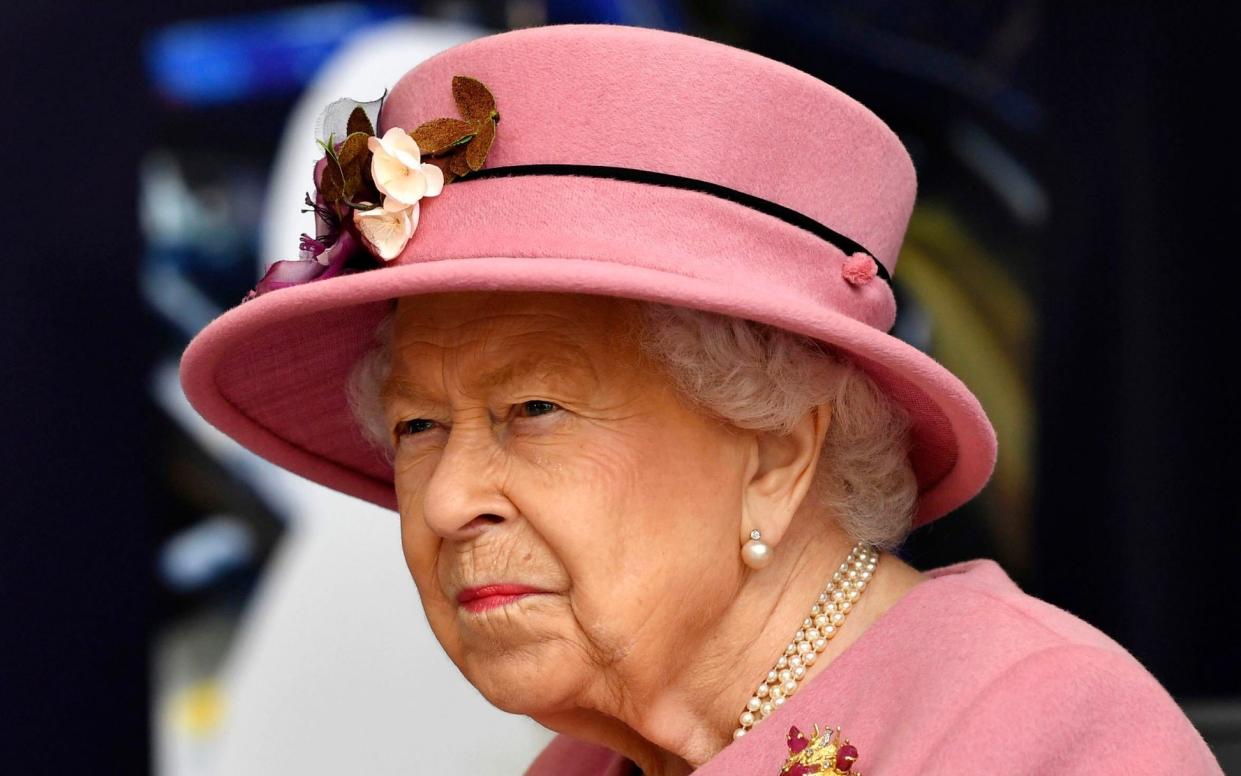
(379, 24, 917, 275)
(179, 24, 996, 530)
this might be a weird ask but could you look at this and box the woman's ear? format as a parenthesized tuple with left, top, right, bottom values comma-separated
(739, 402, 832, 547)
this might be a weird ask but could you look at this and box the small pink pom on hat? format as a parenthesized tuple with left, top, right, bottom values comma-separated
(841, 253, 878, 286)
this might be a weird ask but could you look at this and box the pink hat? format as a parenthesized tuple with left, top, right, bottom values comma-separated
(179, 22, 997, 528)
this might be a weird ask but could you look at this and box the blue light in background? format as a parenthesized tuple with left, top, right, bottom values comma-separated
(546, 0, 684, 28)
(144, 2, 405, 106)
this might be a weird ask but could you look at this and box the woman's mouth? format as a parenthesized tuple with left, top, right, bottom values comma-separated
(456, 584, 551, 613)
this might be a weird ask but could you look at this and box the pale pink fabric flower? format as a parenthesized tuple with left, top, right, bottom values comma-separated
(353, 203, 420, 261)
(367, 127, 445, 212)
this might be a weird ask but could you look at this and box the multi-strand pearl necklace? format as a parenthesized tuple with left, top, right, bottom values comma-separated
(733, 542, 879, 739)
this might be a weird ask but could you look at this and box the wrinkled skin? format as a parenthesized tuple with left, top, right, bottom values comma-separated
(381, 291, 926, 776)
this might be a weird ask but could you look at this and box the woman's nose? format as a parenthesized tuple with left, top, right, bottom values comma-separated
(418, 421, 517, 541)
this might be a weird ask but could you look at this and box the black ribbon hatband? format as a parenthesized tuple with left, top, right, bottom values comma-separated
(456, 163, 892, 286)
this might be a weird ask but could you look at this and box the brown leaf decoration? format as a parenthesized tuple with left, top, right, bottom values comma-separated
(447, 150, 473, 177)
(464, 117, 495, 172)
(422, 156, 458, 184)
(452, 75, 497, 123)
(348, 165, 380, 208)
(336, 132, 379, 206)
(331, 75, 497, 194)
(346, 106, 374, 137)
(410, 117, 474, 155)
(336, 132, 370, 170)
(319, 157, 345, 204)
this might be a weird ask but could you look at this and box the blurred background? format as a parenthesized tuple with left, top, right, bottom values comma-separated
(2, 1, 1237, 773)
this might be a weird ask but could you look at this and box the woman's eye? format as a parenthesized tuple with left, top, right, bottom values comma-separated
(395, 418, 436, 438)
(395, 403, 560, 439)
(518, 400, 561, 418)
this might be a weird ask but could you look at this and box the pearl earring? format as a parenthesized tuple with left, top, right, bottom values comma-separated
(741, 529, 772, 569)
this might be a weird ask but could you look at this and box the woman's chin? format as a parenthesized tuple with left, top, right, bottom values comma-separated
(463, 655, 583, 716)
(455, 628, 589, 715)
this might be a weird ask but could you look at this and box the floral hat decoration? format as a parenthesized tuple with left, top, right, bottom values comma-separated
(246, 75, 500, 300)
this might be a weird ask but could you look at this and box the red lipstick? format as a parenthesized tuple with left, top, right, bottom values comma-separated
(456, 584, 549, 613)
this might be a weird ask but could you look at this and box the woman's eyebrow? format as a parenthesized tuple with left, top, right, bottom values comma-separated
(383, 354, 597, 404)
(477, 354, 598, 393)
(380, 379, 432, 405)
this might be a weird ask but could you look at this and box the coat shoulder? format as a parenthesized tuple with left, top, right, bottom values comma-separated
(899, 559, 1222, 773)
(524, 733, 631, 776)
(914, 643, 1224, 773)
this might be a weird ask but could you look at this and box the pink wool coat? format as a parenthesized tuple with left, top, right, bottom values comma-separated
(525, 558, 1223, 774)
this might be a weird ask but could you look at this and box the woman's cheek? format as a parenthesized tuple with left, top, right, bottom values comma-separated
(394, 458, 444, 592)
(393, 431, 445, 473)
(398, 509, 438, 589)
(533, 437, 649, 586)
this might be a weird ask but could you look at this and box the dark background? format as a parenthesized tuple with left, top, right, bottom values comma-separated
(2, 1, 1236, 772)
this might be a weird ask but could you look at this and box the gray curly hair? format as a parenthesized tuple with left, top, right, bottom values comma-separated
(346, 300, 919, 552)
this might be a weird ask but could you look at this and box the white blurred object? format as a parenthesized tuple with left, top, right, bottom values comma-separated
(210, 486, 552, 775)
(199, 17, 555, 776)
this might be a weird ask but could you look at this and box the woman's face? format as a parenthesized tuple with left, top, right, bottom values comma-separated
(382, 291, 753, 715)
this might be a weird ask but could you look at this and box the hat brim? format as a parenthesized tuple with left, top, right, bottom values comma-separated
(180, 254, 996, 528)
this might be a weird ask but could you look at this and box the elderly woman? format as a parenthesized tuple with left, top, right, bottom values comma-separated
(181, 23, 1223, 776)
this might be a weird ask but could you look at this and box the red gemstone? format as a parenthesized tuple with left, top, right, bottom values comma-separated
(787, 765, 821, 776)
(786, 725, 809, 753)
(835, 743, 859, 771)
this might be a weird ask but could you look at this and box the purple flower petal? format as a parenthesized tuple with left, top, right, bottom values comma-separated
(244, 146, 369, 301)
(299, 233, 329, 260)
(252, 258, 328, 295)
(315, 230, 357, 280)
(245, 229, 362, 300)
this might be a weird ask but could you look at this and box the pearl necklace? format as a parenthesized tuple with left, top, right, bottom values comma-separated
(733, 541, 878, 739)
